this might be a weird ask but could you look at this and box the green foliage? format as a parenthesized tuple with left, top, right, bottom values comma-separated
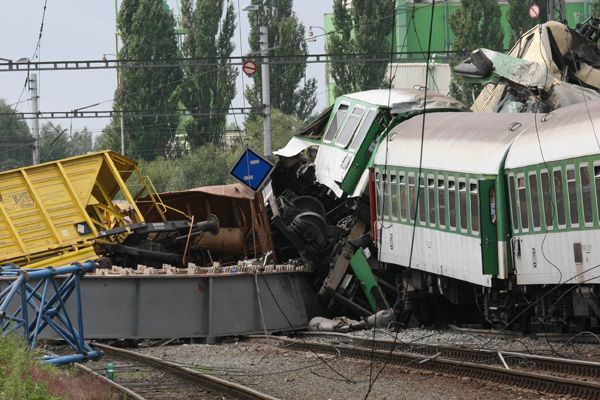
(39, 124, 69, 162)
(246, 0, 317, 121)
(180, 0, 238, 146)
(594, 0, 600, 17)
(139, 144, 236, 191)
(69, 127, 94, 156)
(0, 335, 58, 400)
(328, 0, 394, 98)
(140, 109, 300, 191)
(448, 0, 504, 106)
(109, 0, 183, 161)
(242, 108, 302, 156)
(39, 124, 95, 163)
(507, 0, 547, 44)
(0, 99, 33, 171)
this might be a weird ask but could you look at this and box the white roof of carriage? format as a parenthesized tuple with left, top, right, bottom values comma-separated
(505, 100, 600, 169)
(374, 112, 532, 175)
(343, 89, 467, 114)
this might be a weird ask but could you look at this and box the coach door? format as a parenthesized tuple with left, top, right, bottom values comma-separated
(479, 180, 498, 275)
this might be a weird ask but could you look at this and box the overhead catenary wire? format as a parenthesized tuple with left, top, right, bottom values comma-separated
(0, 49, 495, 73)
(365, 2, 436, 399)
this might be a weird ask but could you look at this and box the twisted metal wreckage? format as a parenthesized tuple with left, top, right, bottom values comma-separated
(266, 18, 600, 331)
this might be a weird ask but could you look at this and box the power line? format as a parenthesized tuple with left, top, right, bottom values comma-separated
(0, 51, 472, 73)
(2, 107, 260, 120)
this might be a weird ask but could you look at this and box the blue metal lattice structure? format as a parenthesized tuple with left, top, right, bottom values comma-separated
(0, 261, 102, 365)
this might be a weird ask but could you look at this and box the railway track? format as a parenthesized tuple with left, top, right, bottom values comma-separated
(260, 333, 600, 399)
(296, 331, 600, 377)
(87, 343, 279, 400)
(447, 324, 600, 345)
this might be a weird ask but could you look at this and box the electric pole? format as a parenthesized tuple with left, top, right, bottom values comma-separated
(29, 73, 40, 165)
(259, 26, 272, 157)
(119, 69, 125, 156)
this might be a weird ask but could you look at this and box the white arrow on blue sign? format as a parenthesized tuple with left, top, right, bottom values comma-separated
(229, 148, 274, 192)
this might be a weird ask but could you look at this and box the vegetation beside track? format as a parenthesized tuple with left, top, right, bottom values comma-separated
(0, 335, 116, 400)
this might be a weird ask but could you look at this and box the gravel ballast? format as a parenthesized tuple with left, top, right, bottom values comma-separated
(136, 340, 561, 400)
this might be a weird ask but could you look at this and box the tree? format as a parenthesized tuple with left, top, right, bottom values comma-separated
(507, 0, 548, 45)
(139, 144, 235, 191)
(180, 0, 237, 146)
(448, 0, 504, 105)
(107, 0, 182, 161)
(0, 99, 33, 171)
(246, 0, 317, 121)
(327, 0, 394, 98)
(39, 125, 96, 163)
(39, 123, 69, 162)
(241, 109, 302, 155)
(69, 127, 94, 155)
(594, 0, 600, 17)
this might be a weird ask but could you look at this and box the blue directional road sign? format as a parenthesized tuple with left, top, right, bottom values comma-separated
(229, 148, 274, 192)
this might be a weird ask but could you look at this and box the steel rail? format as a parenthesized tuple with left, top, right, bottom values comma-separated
(270, 336, 600, 399)
(447, 324, 600, 345)
(43, 349, 142, 400)
(93, 343, 279, 400)
(296, 331, 600, 378)
(72, 361, 144, 400)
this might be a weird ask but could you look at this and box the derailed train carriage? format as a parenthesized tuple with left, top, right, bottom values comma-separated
(372, 102, 600, 330)
(271, 94, 600, 331)
(269, 88, 468, 316)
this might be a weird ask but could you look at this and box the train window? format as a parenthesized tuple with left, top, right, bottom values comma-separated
(349, 109, 377, 152)
(390, 173, 398, 220)
(448, 178, 456, 229)
(567, 167, 579, 227)
(580, 165, 593, 224)
(470, 181, 479, 233)
(508, 175, 518, 232)
(517, 175, 529, 230)
(382, 174, 390, 219)
(459, 180, 468, 231)
(553, 169, 566, 227)
(408, 174, 416, 222)
(335, 106, 365, 148)
(528, 173, 541, 229)
(540, 171, 553, 229)
(438, 177, 446, 228)
(323, 103, 349, 142)
(428, 176, 435, 225)
(418, 175, 426, 224)
(399, 173, 407, 221)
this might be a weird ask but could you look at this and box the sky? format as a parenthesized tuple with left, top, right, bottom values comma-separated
(0, 0, 332, 138)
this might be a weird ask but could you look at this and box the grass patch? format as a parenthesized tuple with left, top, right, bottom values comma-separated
(0, 335, 119, 400)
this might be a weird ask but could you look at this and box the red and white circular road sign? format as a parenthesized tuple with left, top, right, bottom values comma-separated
(528, 3, 541, 19)
(242, 60, 257, 76)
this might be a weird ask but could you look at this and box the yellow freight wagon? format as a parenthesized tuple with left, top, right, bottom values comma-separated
(0, 151, 164, 268)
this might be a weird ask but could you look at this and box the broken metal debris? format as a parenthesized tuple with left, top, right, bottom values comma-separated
(264, 19, 600, 329)
(96, 215, 220, 268)
(308, 309, 394, 333)
(137, 183, 275, 263)
(457, 19, 600, 113)
(93, 260, 312, 277)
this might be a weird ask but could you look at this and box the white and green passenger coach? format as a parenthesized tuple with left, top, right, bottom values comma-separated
(371, 101, 600, 328)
